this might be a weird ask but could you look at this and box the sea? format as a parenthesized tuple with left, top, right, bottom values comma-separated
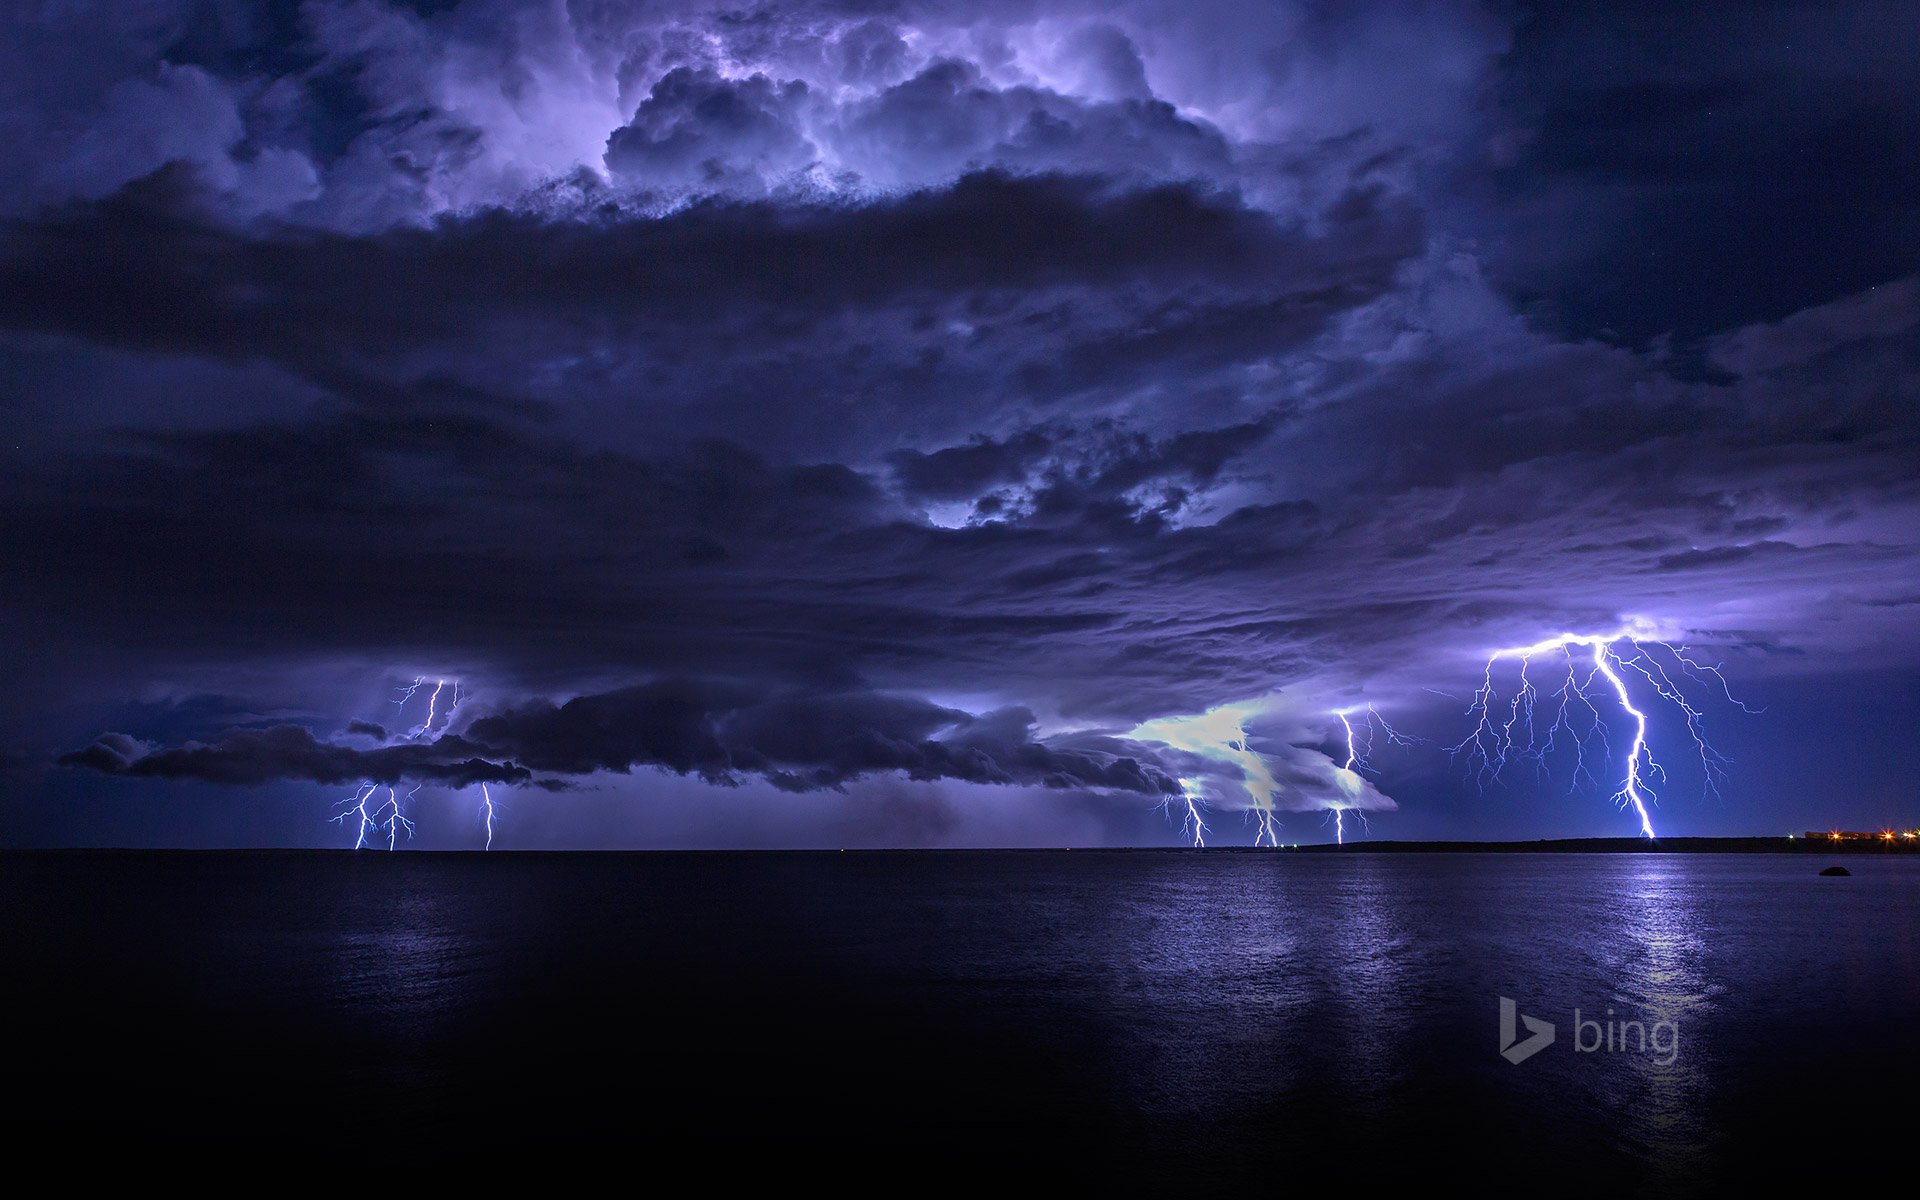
(4, 850, 1915, 1189)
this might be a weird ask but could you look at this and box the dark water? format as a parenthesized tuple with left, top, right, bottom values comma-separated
(4, 851, 1915, 1187)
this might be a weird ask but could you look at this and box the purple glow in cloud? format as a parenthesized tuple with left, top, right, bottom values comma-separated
(3, 1, 1915, 849)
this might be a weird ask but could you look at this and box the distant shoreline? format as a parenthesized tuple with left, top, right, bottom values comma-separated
(1290, 836, 1916, 854)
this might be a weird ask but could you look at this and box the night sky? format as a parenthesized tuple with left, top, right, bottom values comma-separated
(3, 0, 1916, 848)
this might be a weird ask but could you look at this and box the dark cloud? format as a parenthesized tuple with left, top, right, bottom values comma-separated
(462, 678, 1181, 794)
(1655, 541, 1800, 572)
(3, 0, 1917, 847)
(887, 416, 1273, 506)
(1478, 0, 1920, 341)
(0, 167, 1413, 384)
(890, 430, 1057, 501)
(829, 56, 1233, 186)
(60, 726, 530, 788)
(604, 67, 815, 189)
(62, 679, 1184, 798)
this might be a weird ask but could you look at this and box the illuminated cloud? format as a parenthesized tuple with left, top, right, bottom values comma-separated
(1, 0, 1915, 846)
(1130, 700, 1397, 844)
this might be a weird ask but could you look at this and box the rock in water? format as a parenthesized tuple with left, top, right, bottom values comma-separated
(1819, 866, 1852, 877)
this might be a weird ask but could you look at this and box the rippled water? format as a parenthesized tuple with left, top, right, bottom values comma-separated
(6, 851, 1915, 1187)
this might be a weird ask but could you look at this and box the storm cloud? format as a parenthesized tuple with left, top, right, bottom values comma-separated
(59, 679, 1182, 799)
(5, 0, 1917, 847)
(60, 726, 531, 789)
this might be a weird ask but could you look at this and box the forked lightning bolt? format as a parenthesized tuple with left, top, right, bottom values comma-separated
(335, 677, 500, 850)
(1167, 784, 1209, 847)
(1132, 703, 1283, 848)
(479, 783, 496, 851)
(332, 782, 381, 850)
(377, 785, 418, 850)
(1452, 629, 1748, 838)
(1328, 705, 1414, 843)
(409, 679, 461, 740)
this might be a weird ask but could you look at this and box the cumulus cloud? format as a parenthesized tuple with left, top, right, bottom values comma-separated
(6, 1, 1487, 225)
(62, 680, 1185, 799)
(60, 725, 530, 788)
(462, 680, 1181, 794)
(33, 62, 318, 216)
(604, 67, 816, 191)
(4, 0, 1917, 845)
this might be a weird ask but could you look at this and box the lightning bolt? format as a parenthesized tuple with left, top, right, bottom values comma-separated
(1452, 628, 1747, 838)
(333, 676, 502, 850)
(1327, 705, 1408, 843)
(1165, 784, 1210, 847)
(1132, 702, 1286, 848)
(409, 679, 462, 740)
(331, 782, 380, 850)
(393, 676, 425, 707)
(1332, 711, 1360, 845)
(418, 680, 443, 737)
(376, 785, 418, 850)
(479, 782, 496, 851)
